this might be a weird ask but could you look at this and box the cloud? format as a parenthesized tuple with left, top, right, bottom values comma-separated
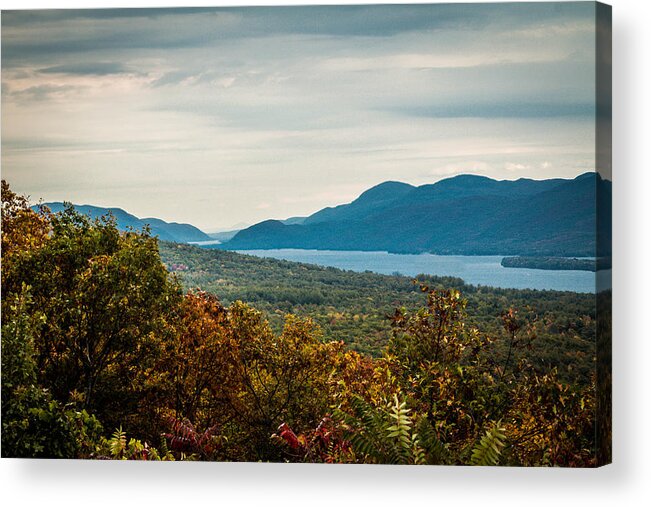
(9, 83, 81, 101)
(396, 102, 595, 120)
(505, 163, 532, 172)
(39, 62, 134, 76)
(1, 3, 595, 64)
(1, 3, 598, 229)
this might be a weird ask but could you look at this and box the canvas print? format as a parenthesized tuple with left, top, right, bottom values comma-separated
(1, 2, 611, 466)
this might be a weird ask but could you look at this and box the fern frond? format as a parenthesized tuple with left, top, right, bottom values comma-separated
(109, 427, 127, 459)
(470, 422, 506, 466)
(386, 394, 414, 464)
(411, 434, 426, 465)
(416, 417, 451, 465)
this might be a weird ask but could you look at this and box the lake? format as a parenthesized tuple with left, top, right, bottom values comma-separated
(235, 249, 611, 293)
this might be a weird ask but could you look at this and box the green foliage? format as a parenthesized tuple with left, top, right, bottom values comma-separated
(3, 196, 182, 434)
(159, 242, 597, 386)
(97, 427, 175, 461)
(201, 301, 338, 461)
(387, 396, 413, 450)
(470, 422, 507, 466)
(334, 394, 432, 465)
(501, 256, 610, 272)
(1, 181, 603, 465)
(388, 286, 474, 368)
(329, 287, 596, 466)
(1, 287, 103, 458)
(36, 201, 210, 243)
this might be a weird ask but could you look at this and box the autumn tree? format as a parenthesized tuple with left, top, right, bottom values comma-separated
(325, 285, 596, 466)
(2, 184, 181, 436)
(156, 289, 344, 461)
(1, 182, 103, 457)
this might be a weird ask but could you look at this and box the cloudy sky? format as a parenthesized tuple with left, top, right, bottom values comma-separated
(2, 3, 597, 231)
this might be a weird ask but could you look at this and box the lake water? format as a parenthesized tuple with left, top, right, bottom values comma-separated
(236, 249, 611, 293)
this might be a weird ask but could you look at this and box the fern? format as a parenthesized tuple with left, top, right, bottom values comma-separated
(334, 393, 430, 465)
(411, 433, 426, 465)
(415, 416, 451, 465)
(342, 396, 387, 457)
(386, 394, 414, 464)
(470, 422, 506, 466)
(109, 427, 127, 459)
(100, 427, 175, 461)
(157, 436, 176, 461)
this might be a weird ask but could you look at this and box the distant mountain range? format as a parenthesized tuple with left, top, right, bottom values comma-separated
(220, 172, 612, 257)
(36, 171, 611, 256)
(206, 217, 306, 243)
(35, 203, 210, 244)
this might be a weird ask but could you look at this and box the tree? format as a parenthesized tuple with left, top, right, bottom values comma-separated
(2, 183, 181, 436)
(1, 286, 103, 458)
(1, 180, 49, 268)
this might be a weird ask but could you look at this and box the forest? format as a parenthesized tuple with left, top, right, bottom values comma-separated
(160, 242, 599, 385)
(1, 181, 610, 466)
(501, 256, 612, 272)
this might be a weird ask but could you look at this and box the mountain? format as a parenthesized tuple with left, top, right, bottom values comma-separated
(207, 230, 240, 243)
(281, 216, 307, 225)
(205, 218, 305, 243)
(304, 181, 415, 225)
(36, 203, 210, 243)
(221, 172, 612, 257)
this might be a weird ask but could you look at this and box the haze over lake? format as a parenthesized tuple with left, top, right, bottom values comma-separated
(236, 249, 609, 293)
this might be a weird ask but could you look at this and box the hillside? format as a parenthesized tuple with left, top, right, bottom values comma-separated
(501, 256, 612, 271)
(159, 241, 597, 384)
(36, 202, 210, 243)
(222, 172, 612, 256)
(4, 180, 605, 465)
(304, 181, 415, 225)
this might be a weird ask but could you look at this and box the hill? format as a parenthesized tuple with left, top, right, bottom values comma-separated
(304, 181, 415, 225)
(221, 172, 611, 256)
(36, 202, 210, 243)
(159, 241, 598, 384)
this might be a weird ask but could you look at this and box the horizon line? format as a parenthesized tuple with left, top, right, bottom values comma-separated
(20, 169, 607, 233)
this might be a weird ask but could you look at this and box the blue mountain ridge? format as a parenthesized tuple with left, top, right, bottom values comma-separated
(33, 202, 210, 243)
(221, 172, 611, 257)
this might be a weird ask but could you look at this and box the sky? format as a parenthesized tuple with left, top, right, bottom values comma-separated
(1, 3, 598, 231)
